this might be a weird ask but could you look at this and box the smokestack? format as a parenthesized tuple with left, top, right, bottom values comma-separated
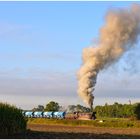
(90, 105, 93, 112)
(78, 4, 140, 108)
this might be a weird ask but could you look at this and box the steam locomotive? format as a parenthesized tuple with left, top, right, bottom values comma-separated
(22, 111, 66, 119)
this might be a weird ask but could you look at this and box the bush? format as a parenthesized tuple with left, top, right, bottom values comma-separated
(0, 102, 27, 136)
(134, 103, 140, 120)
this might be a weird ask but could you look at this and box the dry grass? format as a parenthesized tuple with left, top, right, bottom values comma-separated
(27, 118, 140, 128)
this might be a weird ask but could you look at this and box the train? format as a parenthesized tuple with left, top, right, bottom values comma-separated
(22, 111, 66, 119)
(22, 111, 96, 120)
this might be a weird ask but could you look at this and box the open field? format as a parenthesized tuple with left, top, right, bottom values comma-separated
(2, 124, 140, 139)
(2, 118, 140, 139)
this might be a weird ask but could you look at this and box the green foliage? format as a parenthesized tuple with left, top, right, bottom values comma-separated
(45, 101, 60, 111)
(68, 104, 90, 113)
(94, 102, 139, 119)
(0, 102, 27, 136)
(32, 105, 44, 111)
(134, 103, 140, 120)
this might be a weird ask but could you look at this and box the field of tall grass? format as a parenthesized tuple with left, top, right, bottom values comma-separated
(0, 102, 27, 136)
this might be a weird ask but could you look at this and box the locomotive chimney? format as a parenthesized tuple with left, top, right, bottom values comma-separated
(90, 105, 93, 112)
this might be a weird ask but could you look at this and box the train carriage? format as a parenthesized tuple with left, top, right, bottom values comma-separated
(25, 111, 33, 118)
(53, 111, 66, 119)
(43, 112, 53, 118)
(33, 111, 43, 118)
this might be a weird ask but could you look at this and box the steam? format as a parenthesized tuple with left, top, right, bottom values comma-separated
(78, 4, 140, 109)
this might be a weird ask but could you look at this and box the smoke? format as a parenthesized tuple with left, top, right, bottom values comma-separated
(77, 4, 140, 108)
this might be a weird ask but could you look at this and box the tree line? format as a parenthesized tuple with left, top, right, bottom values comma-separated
(94, 102, 140, 119)
(31, 101, 91, 113)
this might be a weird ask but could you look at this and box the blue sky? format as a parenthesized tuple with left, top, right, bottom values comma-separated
(0, 1, 140, 109)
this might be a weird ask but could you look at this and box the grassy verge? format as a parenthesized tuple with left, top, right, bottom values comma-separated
(28, 118, 140, 128)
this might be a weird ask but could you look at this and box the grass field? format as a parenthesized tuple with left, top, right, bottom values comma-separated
(2, 118, 140, 139)
(27, 117, 140, 128)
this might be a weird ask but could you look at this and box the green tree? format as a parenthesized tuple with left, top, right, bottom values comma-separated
(45, 101, 60, 111)
(76, 104, 83, 112)
(37, 105, 44, 111)
(67, 104, 90, 113)
(32, 105, 44, 111)
(67, 105, 77, 112)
